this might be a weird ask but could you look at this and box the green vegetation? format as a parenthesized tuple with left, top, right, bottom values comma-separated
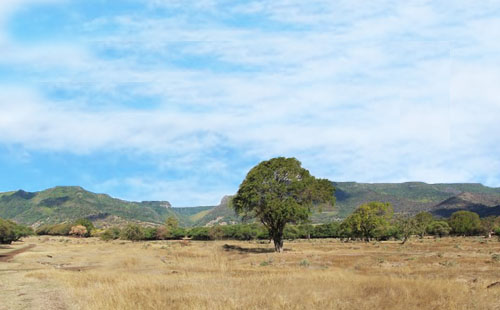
(1, 181, 500, 229)
(0, 218, 33, 244)
(427, 221, 451, 237)
(233, 157, 335, 252)
(449, 211, 482, 236)
(0, 186, 178, 226)
(340, 202, 393, 241)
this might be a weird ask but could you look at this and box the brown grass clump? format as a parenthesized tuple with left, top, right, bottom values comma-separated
(2, 236, 500, 309)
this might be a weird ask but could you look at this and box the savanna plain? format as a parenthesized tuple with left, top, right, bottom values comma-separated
(1, 236, 500, 310)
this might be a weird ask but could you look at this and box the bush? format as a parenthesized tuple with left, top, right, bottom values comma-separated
(449, 211, 481, 236)
(69, 225, 88, 237)
(0, 218, 33, 244)
(143, 227, 158, 240)
(100, 227, 121, 241)
(427, 221, 451, 237)
(73, 218, 95, 237)
(188, 227, 211, 240)
(156, 226, 186, 240)
(36, 223, 73, 236)
(121, 224, 145, 241)
(311, 222, 340, 238)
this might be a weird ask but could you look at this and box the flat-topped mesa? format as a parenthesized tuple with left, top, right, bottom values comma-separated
(141, 201, 172, 209)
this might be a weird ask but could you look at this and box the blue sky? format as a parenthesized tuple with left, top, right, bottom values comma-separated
(0, 0, 499, 206)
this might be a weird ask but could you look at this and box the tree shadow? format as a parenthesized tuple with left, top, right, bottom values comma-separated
(222, 244, 288, 254)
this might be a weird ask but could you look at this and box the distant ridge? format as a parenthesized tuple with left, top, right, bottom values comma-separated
(1, 182, 500, 227)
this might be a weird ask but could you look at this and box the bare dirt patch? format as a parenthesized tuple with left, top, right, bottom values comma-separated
(0, 244, 36, 262)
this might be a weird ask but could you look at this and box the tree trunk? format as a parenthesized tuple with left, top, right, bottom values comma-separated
(401, 236, 408, 244)
(273, 235, 284, 253)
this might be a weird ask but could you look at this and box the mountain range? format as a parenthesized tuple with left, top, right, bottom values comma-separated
(1, 182, 500, 227)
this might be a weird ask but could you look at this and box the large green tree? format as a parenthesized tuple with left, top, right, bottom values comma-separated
(233, 157, 335, 252)
(449, 211, 481, 236)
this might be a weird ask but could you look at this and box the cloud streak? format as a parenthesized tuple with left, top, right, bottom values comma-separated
(0, 0, 499, 205)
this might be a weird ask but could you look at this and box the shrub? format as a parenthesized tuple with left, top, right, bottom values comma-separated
(121, 224, 145, 241)
(427, 221, 451, 237)
(311, 222, 340, 238)
(143, 227, 158, 240)
(188, 227, 211, 240)
(0, 218, 33, 244)
(449, 211, 481, 236)
(209, 226, 224, 240)
(156, 226, 186, 240)
(73, 218, 95, 237)
(69, 225, 88, 237)
(36, 223, 72, 236)
(101, 227, 121, 241)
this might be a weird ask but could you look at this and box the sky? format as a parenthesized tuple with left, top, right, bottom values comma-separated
(0, 0, 499, 207)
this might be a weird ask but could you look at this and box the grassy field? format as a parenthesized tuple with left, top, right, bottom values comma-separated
(1, 236, 500, 310)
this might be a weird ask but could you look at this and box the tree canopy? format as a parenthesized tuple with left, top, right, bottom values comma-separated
(340, 202, 393, 241)
(449, 211, 481, 236)
(233, 157, 335, 252)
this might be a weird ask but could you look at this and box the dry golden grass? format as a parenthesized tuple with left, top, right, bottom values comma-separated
(2, 236, 500, 309)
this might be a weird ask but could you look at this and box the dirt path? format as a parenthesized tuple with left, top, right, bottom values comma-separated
(0, 244, 36, 262)
(0, 243, 72, 310)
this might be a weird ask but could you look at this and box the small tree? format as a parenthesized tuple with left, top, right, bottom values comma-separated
(165, 216, 179, 230)
(233, 157, 335, 252)
(396, 216, 417, 244)
(414, 212, 433, 238)
(340, 202, 393, 242)
(481, 216, 499, 238)
(449, 211, 481, 236)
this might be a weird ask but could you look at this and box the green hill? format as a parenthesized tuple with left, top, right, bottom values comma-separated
(1, 182, 500, 227)
(0, 186, 178, 227)
(192, 182, 500, 226)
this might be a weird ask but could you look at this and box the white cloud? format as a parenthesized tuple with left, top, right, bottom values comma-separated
(0, 0, 499, 204)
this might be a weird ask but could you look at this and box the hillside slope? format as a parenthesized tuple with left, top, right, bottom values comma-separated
(2, 182, 500, 227)
(0, 186, 178, 227)
(193, 182, 500, 225)
(430, 192, 500, 217)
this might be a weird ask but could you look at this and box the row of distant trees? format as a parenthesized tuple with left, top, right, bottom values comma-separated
(1, 208, 499, 244)
(31, 207, 500, 243)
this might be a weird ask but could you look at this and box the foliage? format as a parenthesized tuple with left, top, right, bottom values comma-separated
(36, 223, 73, 236)
(448, 211, 481, 236)
(121, 224, 145, 241)
(188, 227, 211, 240)
(395, 216, 417, 244)
(427, 221, 451, 237)
(165, 216, 179, 230)
(156, 225, 186, 240)
(143, 227, 158, 240)
(69, 225, 88, 237)
(340, 202, 393, 241)
(481, 216, 499, 238)
(233, 157, 335, 252)
(414, 212, 433, 238)
(0, 218, 33, 244)
(73, 218, 95, 237)
(100, 227, 121, 241)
